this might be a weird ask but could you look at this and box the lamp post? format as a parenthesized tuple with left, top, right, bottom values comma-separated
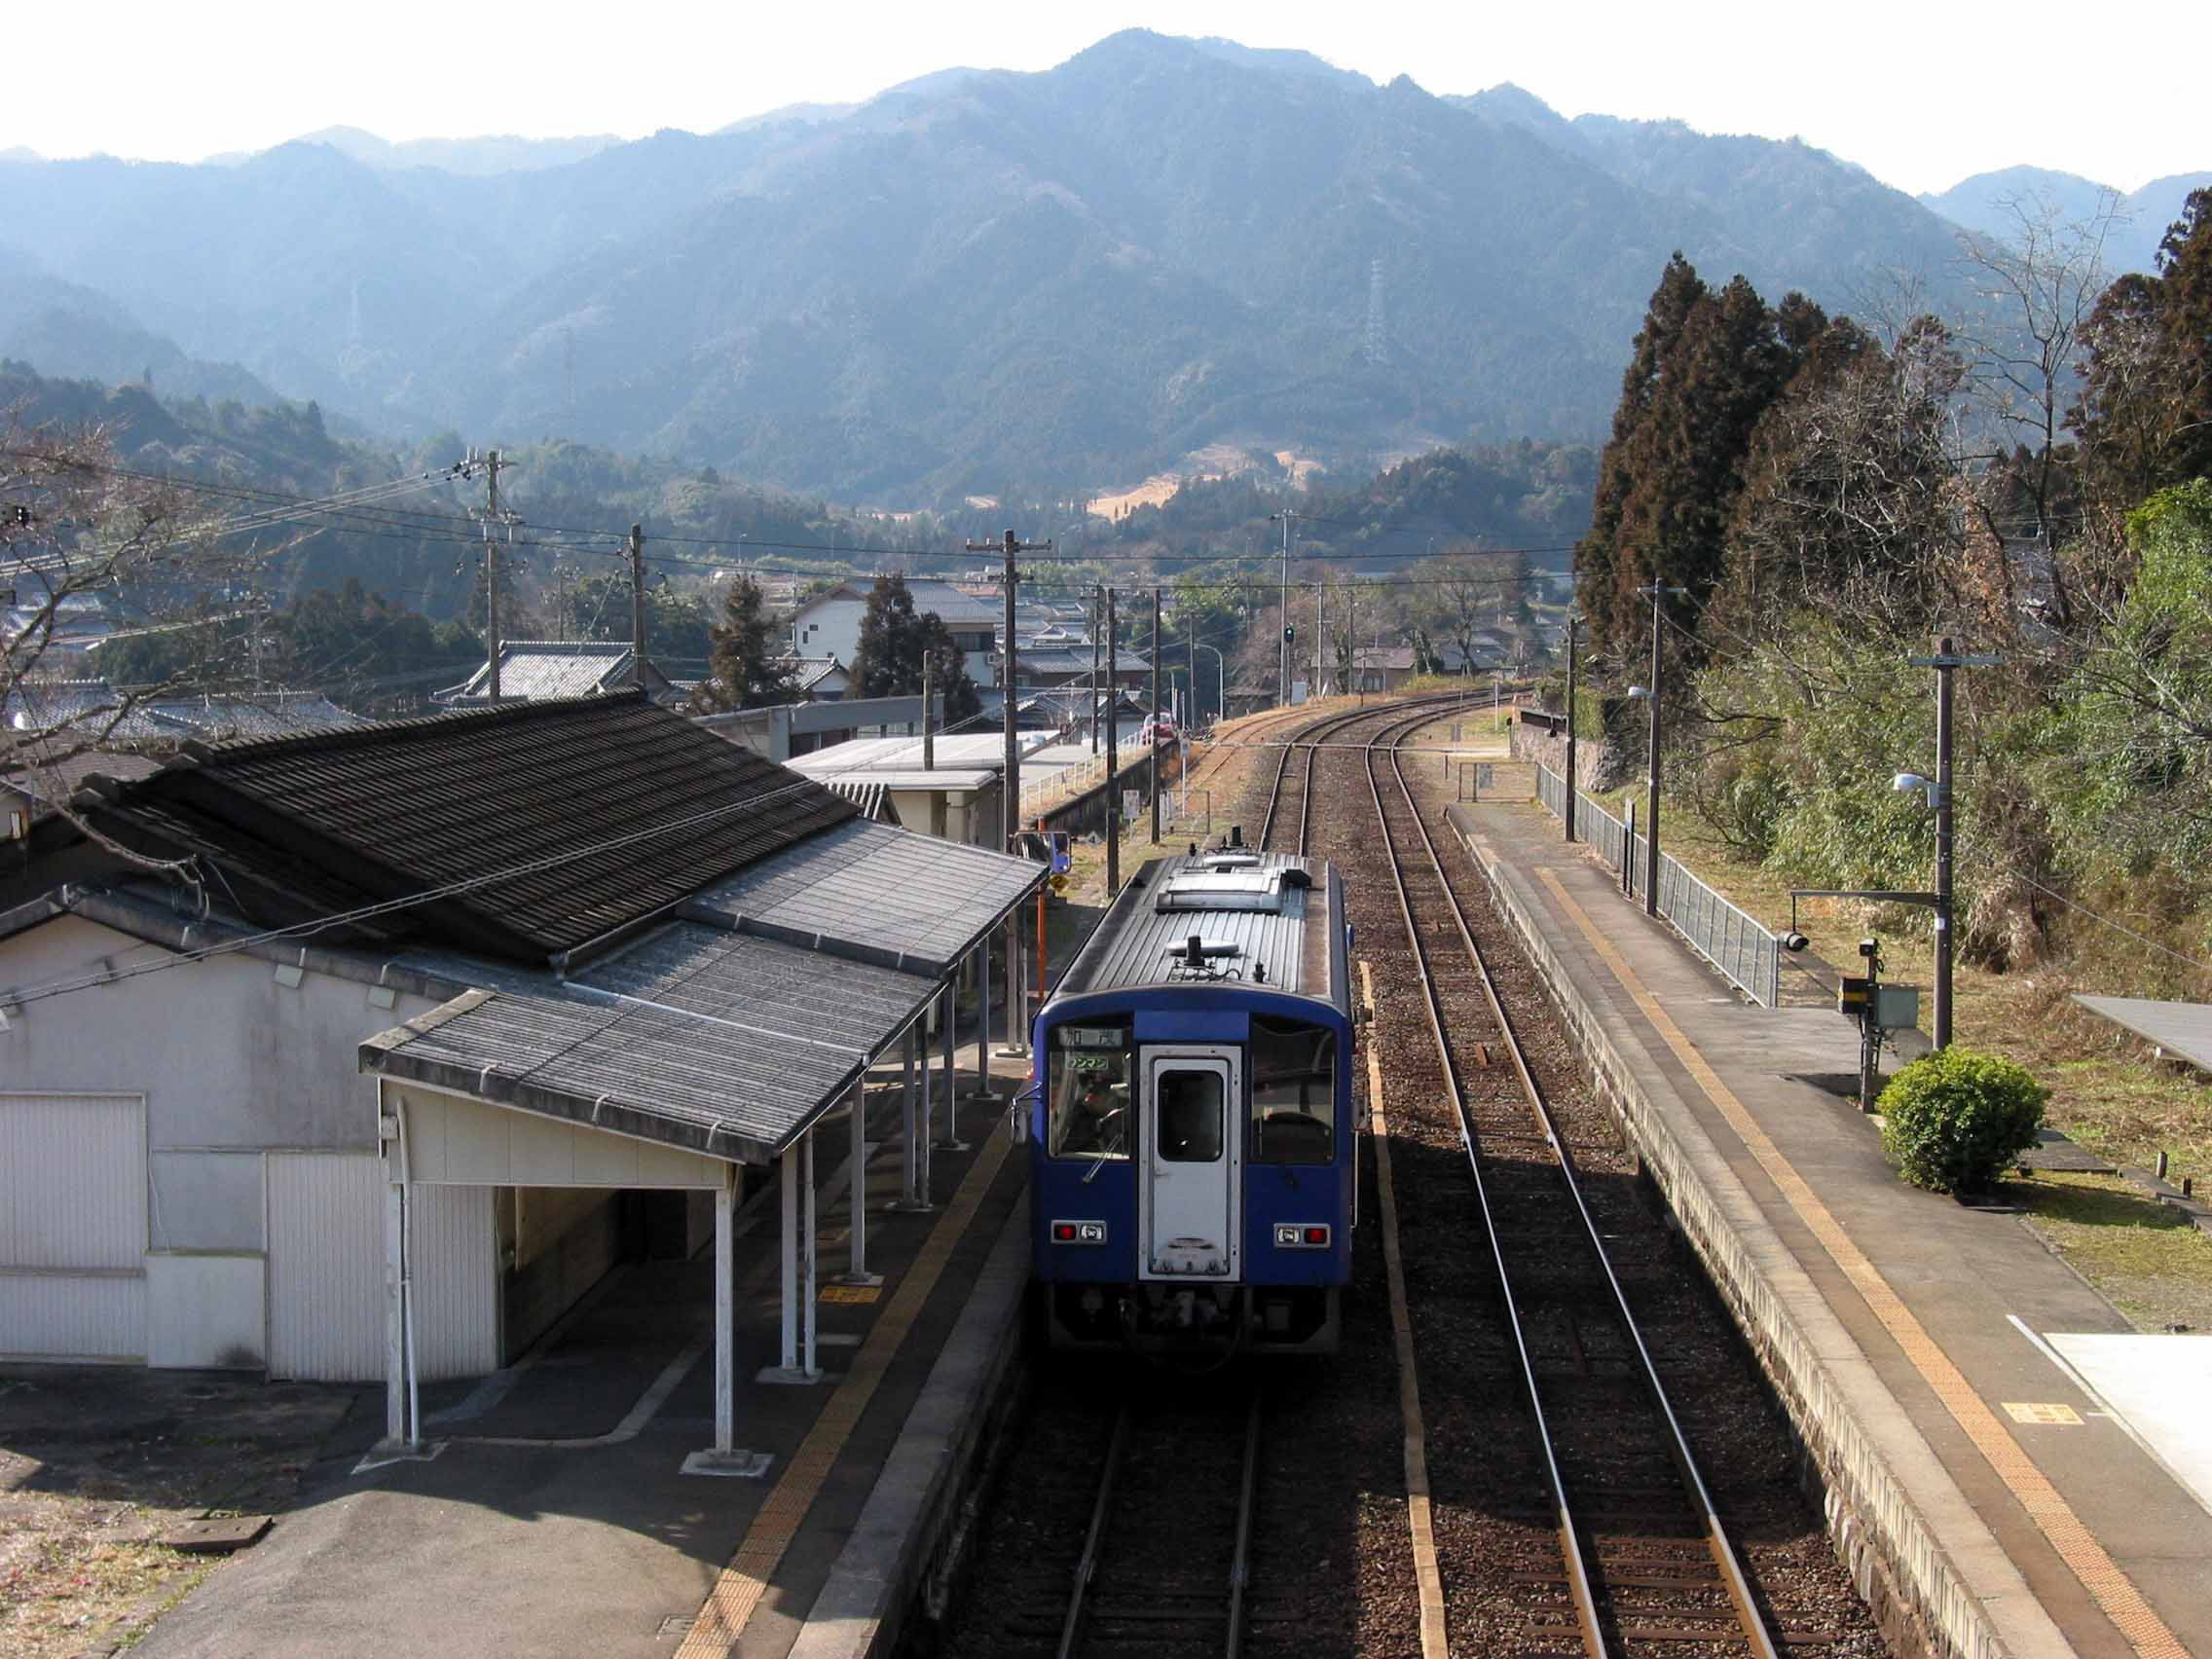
(1192, 643, 1224, 728)
(1564, 615, 1580, 844)
(1897, 636, 2000, 1050)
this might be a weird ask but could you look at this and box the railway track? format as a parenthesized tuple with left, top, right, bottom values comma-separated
(915, 693, 1879, 1659)
(1354, 702, 1788, 1657)
(1049, 1388, 1268, 1658)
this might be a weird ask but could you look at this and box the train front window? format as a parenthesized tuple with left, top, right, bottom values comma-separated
(1156, 1069, 1225, 1162)
(1249, 1014, 1337, 1163)
(1048, 1021, 1133, 1161)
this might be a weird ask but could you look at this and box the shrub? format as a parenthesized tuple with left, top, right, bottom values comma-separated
(1877, 1048, 2049, 1194)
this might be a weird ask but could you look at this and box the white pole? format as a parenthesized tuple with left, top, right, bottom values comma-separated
(801, 1129, 818, 1380)
(937, 983, 969, 1152)
(396, 1098, 420, 1449)
(714, 1167, 734, 1450)
(838, 1076, 879, 1285)
(779, 1141, 799, 1373)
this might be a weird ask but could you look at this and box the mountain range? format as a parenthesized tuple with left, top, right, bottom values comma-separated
(0, 31, 2198, 507)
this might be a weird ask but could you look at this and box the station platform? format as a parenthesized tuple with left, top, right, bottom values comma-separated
(134, 1032, 1037, 1659)
(1448, 798, 2212, 1659)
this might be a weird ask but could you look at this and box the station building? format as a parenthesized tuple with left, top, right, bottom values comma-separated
(0, 692, 1041, 1458)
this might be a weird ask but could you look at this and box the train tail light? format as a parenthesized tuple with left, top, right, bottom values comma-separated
(1051, 1220, 1108, 1243)
(1272, 1223, 1332, 1248)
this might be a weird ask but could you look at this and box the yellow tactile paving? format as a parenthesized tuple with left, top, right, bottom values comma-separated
(677, 1123, 1014, 1658)
(1361, 961, 1452, 1659)
(1533, 866, 2194, 1659)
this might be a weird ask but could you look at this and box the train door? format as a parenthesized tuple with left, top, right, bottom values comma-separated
(1137, 1047, 1241, 1280)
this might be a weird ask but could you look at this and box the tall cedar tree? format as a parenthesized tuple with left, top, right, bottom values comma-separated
(1578, 254, 1708, 655)
(695, 574, 799, 711)
(847, 574, 982, 720)
(2072, 189, 2212, 522)
(1578, 260, 1805, 663)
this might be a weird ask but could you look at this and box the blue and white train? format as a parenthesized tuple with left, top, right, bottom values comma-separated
(1027, 840, 1354, 1354)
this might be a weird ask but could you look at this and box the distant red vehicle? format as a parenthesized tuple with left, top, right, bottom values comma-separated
(1139, 714, 1178, 744)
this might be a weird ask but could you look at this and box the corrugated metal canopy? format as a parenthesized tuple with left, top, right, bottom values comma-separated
(685, 817, 1045, 975)
(2073, 995, 2212, 1074)
(362, 922, 938, 1162)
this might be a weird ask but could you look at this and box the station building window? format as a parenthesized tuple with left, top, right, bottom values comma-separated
(1249, 1014, 1336, 1163)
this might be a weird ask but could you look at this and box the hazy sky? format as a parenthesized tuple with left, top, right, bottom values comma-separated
(8, 1, 2203, 198)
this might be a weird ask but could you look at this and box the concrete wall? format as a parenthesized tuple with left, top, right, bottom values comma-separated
(0, 912, 446, 1375)
(1039, 745, 1169, 838)
(1509, 713, 1611, 792)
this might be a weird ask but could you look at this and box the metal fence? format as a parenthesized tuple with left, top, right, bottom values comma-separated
(1533, 763, 1781, 1008)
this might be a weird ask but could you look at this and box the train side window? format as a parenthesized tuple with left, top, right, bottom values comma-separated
(1249, 1015, 1336, 1164)
(1156, 1069, 1225, 1162)
(1048, 1021, 1133, 1161)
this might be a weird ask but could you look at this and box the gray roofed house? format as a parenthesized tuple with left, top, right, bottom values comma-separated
(788, 577, 999, 688)
(437, 640, 679, 705)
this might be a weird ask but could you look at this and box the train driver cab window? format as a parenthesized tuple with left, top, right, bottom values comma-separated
(1049, 1021, 1133, 1161)
(1249, 1014, 1337, 1163)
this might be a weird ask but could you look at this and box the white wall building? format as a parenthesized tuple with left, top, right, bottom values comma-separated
(787, 579, 1000, 687)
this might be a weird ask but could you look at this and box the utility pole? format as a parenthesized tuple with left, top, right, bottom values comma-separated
(1187, 612, 1197, 730)
(1906, 637, 2000, 1049)
(1150, 588, 1163, 842)
(1090, 584, 1103, 754)
(473, 449, 516, 701)
(1105, 586, 1121, 894)
(1637, 581, 1688, 918)
(1564, 615, 1580, 844)
(625, 523, 647, 690)
(922, 655, 935, 772)
(965, 529, 1053, 854)
(1270, 510, 1298, 707)
(1315, 578, 1327, 697)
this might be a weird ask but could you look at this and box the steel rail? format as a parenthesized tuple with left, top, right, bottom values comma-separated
(1355, 704, 1608, 1658)
(1054, 1392, 1268, 1659)
(1056, 1405, 1132, 1659)
(1225, 1390, 1264, 1658)
(1255, 687, 1499, 854)
(1370, 707, 1783, 1659)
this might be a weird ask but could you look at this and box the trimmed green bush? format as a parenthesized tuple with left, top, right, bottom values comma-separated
(1877, 1048, 2049, 1194)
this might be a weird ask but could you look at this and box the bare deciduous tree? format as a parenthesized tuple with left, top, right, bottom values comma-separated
(3, 421, 264, 867)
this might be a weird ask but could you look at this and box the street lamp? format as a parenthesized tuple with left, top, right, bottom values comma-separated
(1192, 642, 1225, 728)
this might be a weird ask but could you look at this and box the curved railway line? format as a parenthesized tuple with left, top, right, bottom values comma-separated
(914, 695, 1884, 1659)
(1356, 702, 1780, 1657)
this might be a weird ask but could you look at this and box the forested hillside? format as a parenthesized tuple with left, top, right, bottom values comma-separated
(0, 30, 1986, 505)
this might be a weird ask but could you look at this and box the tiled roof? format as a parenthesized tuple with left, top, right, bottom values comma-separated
(5, 682, 370, 745)
(80, 692, 855, 962)
(148, 693, 369, 739)
(4, 680, 185, 742)
(1, 750, 164, 817)
(440, 641, 658, 703)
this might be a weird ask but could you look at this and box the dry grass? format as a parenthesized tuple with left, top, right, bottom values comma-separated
(0, 1371, 350, 1658)
(1660, 804, 2212, 1179)
(2009, 1171, 2212, 1332)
